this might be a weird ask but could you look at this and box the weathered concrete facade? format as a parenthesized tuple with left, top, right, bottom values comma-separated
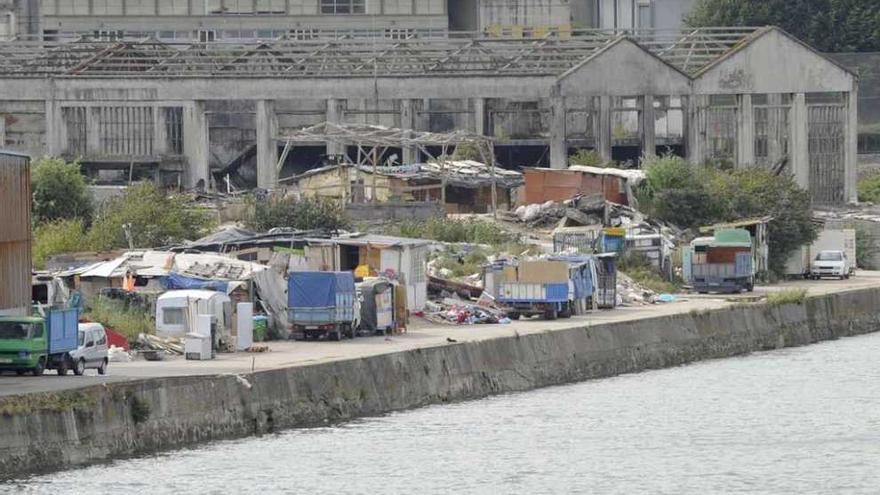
(0, 27, 859, 203)
(2, 286, 880, 478)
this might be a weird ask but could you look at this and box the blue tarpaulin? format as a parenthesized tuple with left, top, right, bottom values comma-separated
(160, 272, 229, 292)
(288, 271, 355, 308)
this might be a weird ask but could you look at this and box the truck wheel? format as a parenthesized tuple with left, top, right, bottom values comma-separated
(544, 308, 558, 320)
(98, 359, 108, 375)
(330, 326, 342, 341)
(507, 312, 520, 320)
(57, 357, 68, 376)
(16, 370, 25, 376)
(32, 360, 45, 376)
(74, 358, 86, 376)
(344, 324, 354, 339)
(559, 303, 572, 319)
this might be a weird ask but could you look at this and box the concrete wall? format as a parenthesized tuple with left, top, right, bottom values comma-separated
(3, 286, 880, 478)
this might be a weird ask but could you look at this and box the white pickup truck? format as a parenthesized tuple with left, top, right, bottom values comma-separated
(810, 250, 854, 280)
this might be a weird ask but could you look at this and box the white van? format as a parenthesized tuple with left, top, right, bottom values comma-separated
(70, 323, 109, 376)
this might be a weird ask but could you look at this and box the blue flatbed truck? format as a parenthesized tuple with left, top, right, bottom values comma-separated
(497, 259, 592, 320)
(288, 271, 357, 341)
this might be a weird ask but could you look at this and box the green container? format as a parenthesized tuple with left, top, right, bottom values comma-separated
(253, 316, 268, 342)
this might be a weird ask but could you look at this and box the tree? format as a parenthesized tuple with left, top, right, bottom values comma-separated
(88, 183, 214, 251)
(31, 156, 93, 225)
(686, 0, 880, 53)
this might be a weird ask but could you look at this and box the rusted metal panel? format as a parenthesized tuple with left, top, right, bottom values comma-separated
(0, 150, 31, 314)
(0, 240, 31, 314)
(0, 151, 30, 243)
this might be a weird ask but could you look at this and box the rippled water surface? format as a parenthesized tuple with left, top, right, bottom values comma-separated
(7, 332, 880, 494)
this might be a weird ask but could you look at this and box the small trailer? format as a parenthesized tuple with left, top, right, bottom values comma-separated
(288, 271, 357, 341)
(356, 278, 395, 336)
(684, 229, 755, 294)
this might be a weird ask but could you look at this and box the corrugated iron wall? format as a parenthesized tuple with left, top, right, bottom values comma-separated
(0, 151, 31, 315)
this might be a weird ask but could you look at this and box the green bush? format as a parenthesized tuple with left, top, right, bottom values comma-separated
(451, 143, 484, 161)
(857, 175, 880, 203)
(88, 183, 214, 251)
(83, 296, 154, 344)
(247, 195, 349, 232)
(31, 156, 93, 225)
(388, 217, 515, 245)
(855, 226, 877, 269)
(569, 149, 604, 167)
(32, 219, 91, 269)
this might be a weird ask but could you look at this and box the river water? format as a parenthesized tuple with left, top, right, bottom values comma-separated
(7, 332, 880, 494)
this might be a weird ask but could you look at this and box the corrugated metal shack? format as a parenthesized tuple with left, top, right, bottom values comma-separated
(0, 150, 31, 316)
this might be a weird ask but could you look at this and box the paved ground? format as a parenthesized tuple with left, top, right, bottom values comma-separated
(2, 272, 878, 398)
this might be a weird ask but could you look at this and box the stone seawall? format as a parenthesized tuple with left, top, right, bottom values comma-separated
(3, 287, 880, 478)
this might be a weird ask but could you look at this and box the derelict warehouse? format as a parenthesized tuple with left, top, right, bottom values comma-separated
(0, 26, 859, 204)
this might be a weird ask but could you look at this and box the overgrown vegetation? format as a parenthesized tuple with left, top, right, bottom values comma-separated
(32, 219, 91, 269)
(686, 0, 880, 53)
(569, 148, 604, 167)
(766, 288, 808, 307)
(88, 183, 214, 251)
(32, 179, 214, 267)
(31, 157, 93, 225)
(857, 175, 880, 203)
(637, 154, 817, 276)
(388, 217, 516, 245)
(247, 195, 349, 232)
(618, 252, 681, 294)
(83, 296, 154, 344)
(451, 143, 484, 161)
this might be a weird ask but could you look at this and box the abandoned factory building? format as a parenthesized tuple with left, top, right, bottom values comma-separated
(0, 26, 859, 204)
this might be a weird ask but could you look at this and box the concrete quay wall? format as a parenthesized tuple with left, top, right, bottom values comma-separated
(2, 287, 880, 478)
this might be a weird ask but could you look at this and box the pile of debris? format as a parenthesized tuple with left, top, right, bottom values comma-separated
(616, 272, 658, 306)
(422, 294, 510, 325)
(505, 194, 607, 229)
(137, 333, 184, 357)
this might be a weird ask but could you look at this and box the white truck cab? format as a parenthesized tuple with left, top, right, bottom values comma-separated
(810, 250, 853, 280)
(70, 323, 109, 376)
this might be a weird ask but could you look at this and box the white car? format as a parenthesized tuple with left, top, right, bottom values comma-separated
(810, 250, 853, 280)
(69, 323, 110, 375)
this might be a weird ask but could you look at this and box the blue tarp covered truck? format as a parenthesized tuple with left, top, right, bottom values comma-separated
(288, 271, 357, 341)
(496, 259, 595, 320)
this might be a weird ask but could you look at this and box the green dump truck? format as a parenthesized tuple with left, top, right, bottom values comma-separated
(0, 308, 80, 376)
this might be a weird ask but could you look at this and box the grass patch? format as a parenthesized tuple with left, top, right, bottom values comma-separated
(0, 390, 98, 416)
(83, 296, 154, 344)
(766, 289, 807, 307)
(618, 252, 680, 294)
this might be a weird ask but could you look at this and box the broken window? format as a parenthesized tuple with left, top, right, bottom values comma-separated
(753, 94, 791, 168)
(320, 0, 366, 14)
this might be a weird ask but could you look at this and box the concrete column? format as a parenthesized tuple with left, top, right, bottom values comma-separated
(400, 99, 419, 165)
(549, 94, 567, 169)
(153, 106, 168, 155)
(325, 98, 346, 157)
(737, 94, 755, 167)
(845, 85, 859, 203)
(470, 98, 486, 135)
(182, 100, 209, 190)
(597, 95, 612, 163)
(44, 100, 64, 156)
(256, 99, 279, 190)
(642, 94, 656, 158)
(0, 117, 5, 148)
(766, 94, 783, 165)
(83, 107, 100, 156)
(790, 93, 810, 190)
(686, 95, 699, 163)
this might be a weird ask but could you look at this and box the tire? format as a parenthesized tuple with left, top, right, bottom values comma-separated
(558, 303, 572, 319)
(57, 357, 68, 376)
(507, 312, 521, 320)
(32, 359, 44, 376)
(329, 326, 342, 342)
(98, 359, 108, 376)
(15, 370, 25, 376)
(544, 308, 558, 321)
(73, 358, 85, 376)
